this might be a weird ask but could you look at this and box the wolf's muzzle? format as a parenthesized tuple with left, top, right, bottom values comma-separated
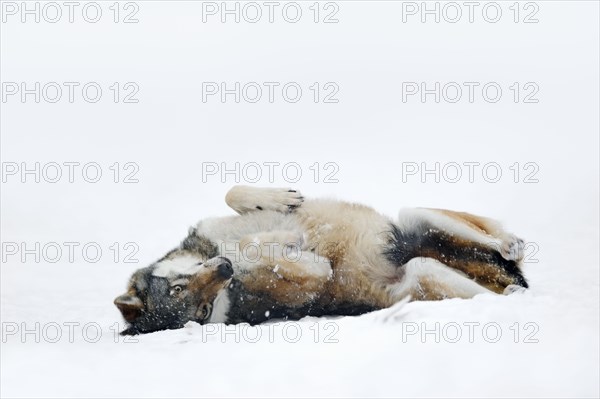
(216, 257, 234, 279)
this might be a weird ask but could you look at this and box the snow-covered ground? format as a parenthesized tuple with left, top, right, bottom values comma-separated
(1, 1, 598, 397)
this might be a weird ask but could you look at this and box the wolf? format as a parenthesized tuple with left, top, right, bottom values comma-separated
(114, 185, 527, 334)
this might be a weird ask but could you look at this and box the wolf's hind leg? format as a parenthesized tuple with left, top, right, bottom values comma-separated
(225, 185, 304, 215)
(389, 257, 495, 301)
(389, 209, 528, 292)
(429, 209, 525, 262)
(398, 208, 524, 261)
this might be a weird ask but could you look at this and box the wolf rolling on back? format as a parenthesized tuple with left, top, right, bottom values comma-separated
(114, 186, 527, 335)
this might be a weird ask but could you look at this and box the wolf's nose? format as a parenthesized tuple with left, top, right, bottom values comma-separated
(217, 258, 233, 279)
(218, 256, 232, 266)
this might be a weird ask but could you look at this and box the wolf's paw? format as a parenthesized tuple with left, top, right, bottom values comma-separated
(500, 235, 525, 262)
(503, 284, 527, 295)
(226, 186, 304, 214)
(255, 188, 304, 213)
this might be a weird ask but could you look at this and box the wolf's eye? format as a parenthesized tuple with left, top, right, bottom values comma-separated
(172, 285, 183, 294)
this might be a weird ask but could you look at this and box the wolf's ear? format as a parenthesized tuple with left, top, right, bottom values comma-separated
(114, 294, 144, 322)
(182, 229, 218, 258)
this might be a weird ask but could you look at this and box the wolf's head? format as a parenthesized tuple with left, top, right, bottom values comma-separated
(114, 229, 233, 335)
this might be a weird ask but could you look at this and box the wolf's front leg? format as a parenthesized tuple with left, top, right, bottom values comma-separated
(225, 185, 304, 215)
(235, 237, 332, 307)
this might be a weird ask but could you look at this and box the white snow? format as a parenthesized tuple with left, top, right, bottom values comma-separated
(1, 2, 598, 398)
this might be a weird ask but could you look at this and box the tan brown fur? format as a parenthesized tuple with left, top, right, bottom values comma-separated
(223, 189, 526, 308)
(116, 186, 528, 333)
(294, 200, 401, 308)
(237, 260, 323, 307)
(188, 269, 231, 305)
(228, 190, 514, 308)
